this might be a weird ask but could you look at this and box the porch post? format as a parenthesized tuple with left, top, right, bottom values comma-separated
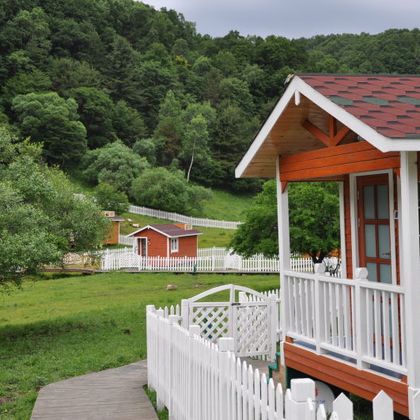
(338, 182, 347, 278)
(276, 156, 290, 366)
(400, 151, 420, 419)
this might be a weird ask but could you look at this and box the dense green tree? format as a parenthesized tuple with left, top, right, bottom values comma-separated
(133, 138, 156, 165)
(131, 167, 211, 215)
(48, 57, 102, 93)
(12, 92, 87, 167)
(289, 183, 340, 262)
(82, 141, 149, 193)
(68, 87, 115, 148)
(230, 181, 278, 257)
(112, 100, 147, 147)
(2, 69, 52, 108)
(180, 114, 210, 182)
(0, 7, 51, 67)
(94, 183, 129, 214)
(0, 0, 418, 195)
(0, 128, 108, 285)
(153, 90, 184, 165)
(231, 181, 340, 260)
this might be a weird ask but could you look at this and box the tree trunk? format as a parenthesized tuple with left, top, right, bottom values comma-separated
(186, 152, 194, 182)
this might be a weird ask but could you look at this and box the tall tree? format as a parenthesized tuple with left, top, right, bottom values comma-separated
(68, 87, 115, 148)
(12, 92, 87, 167)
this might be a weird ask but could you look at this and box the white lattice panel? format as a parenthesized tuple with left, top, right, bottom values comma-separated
(235, 303, 270, 357)
(190, 305, 230, 342)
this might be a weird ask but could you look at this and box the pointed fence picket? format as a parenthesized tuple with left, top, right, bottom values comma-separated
(146, 305, 394, 420)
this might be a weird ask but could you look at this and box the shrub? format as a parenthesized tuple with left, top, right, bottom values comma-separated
(82, 141, 149, 193)
(130, 167, 211, 215)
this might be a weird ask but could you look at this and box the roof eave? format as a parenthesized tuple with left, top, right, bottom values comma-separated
(235, 75, 420, 179)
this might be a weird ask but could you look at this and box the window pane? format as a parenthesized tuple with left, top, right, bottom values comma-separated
(365, 224, 376, 258)
(378, 225, 391, 260)
(380, 264, 392, 284)
(377, 185, 389, 219)
(364, 186, 375, 219)
(367, 263, 378, 282)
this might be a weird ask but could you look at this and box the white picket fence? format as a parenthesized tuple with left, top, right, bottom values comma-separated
(129, 204, 241, 229)
(100, 248, 314, 273)
(118, 234, 134, 246)
(147, 305, 394, 420)
(101, 249, 313, 273)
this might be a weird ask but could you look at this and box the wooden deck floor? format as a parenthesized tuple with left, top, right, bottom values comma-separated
(31, 360, 158, 420)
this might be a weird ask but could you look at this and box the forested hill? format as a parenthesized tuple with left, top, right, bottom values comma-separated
(0, 0, 419, 192)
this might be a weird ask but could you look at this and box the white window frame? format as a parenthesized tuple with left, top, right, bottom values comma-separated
(170, 237, 179, 253)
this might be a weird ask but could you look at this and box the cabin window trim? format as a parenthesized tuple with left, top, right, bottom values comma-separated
(136, 236, 148, 257)
(170, 237, 179, 253)
(349, 169, 397, 284)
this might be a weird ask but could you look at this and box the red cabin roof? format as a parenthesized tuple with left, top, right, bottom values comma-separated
(299, 74, 420, 140)
(128, 223, 201, 238)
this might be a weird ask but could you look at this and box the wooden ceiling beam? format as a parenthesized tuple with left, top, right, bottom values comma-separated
(331, 125, 351, 147)
(302, 119, 330, 147)
(304, 116, 351, 148)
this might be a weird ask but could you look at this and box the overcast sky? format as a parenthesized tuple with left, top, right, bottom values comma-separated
(142, 0, 419, 38)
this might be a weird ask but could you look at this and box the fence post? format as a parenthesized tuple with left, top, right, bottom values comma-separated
(218, 337, 235, 420)
(168, 315, 180, 418)
(355, 267, 368, 369)
(155, 308, 165, 411)
(372, 390, 393, 420)
(269, 294, 277, 361)
(181, 299, 190, 329)
(146, 305, 155, 389)
(188, 325, 200, 420)
(332, 393, 353, 419)
(285, 379, 316, 420)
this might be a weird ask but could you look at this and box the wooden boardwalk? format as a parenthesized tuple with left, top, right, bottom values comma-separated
(31, 360, 158, 420)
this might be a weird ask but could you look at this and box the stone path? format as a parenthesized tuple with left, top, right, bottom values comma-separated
(31, 360, 158, 420)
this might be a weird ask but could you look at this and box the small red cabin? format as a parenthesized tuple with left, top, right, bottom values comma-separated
(127, 224, 201, 258)
(103, 211, 124, 245)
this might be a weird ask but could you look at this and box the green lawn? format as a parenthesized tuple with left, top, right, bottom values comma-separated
(121, 212, 235, 249)
(0, 272, 278, 419)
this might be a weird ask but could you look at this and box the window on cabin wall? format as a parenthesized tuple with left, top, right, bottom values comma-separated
(170, 238, 179, 253)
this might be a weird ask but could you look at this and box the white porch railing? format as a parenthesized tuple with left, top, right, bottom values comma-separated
(146, 304, 394, 420)
(284, 265, 407, 376)
(129, 204, 241, 229)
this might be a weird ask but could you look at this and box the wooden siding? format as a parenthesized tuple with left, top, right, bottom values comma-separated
(133, 229, 168, 257)
(279, 141, 400, 182)
(169, 235, 198, 258)
(284, 341, 408, 416)
(104, 221, 120, 245)
(133, 228, 198, 258)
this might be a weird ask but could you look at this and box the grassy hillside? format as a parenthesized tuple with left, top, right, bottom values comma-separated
(69, 178, 247, 248)
(200, 189, 252, 221)
(0, 272, 278, 418)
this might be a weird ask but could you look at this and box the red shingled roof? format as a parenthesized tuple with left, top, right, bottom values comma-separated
(149, 224, 201, 238)
(128, 223, 201, 238)
(299, 74, 420, 139)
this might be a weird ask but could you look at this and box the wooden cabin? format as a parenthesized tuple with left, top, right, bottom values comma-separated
(103, 211, 125, 245)
(127, 224, 201, 258)
(236, 74, 420, 418)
